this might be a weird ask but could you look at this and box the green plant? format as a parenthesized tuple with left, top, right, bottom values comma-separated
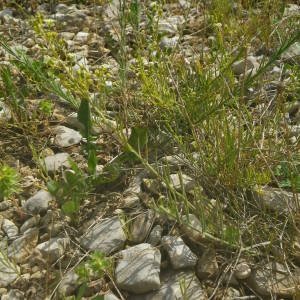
(0, 163, 20, 200)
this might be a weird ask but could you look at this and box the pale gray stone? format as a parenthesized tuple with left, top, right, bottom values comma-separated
(1, 289, 24, 300)
(196, 248, 218, 279)
(80, 217, 126, 255)
(20, 216, 40, 234)
(2, 219, 18, 240)
(158, 16, 184, 35)
(247, 187, 300, 214)
(162, 236, 197, 269)
(160, 36, 179, 50)
(0, 251, 20, 287)
(181, 214, 204, 243)
(130, 271, 207, 300)
(74, 32, 89, 44)
(234, 262, 251, 280)
(147, 225, 163, 246)
(247, 262, 300, 297)
(8, 228, 39, 264)
(57, 270, 82, 297)
(54, 126, 82, 147)
(36, 237, 69, 263)
(282, 42, 300, 64)
(130, 210, 155, 243)
(165, 173, 195, 192)
(42, 153, 71, 172)
(232, 56, 259, 76)
(23, 190, 54, 214)
(104, 291, 120, 300)
(115, 243, 161, 294)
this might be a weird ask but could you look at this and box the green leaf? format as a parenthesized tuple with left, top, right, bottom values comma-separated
(47, 180, 58, 195)
(88, 147, 97, 175)
(77, 98, 91, 138)
(127, 127, 148, 151)
(91, 296, 104, 300)
(76, 283, 87, 300)
(62, 200, 78, 215)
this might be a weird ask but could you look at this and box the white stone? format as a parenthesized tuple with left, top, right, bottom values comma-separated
(115, 243, 161, 294)
(54, 125, 82, 147)
(162, 235, 197, 269)
(80, 217, 126, 255)
(42, 153, 71, 172)
(23, 190, 54, 214)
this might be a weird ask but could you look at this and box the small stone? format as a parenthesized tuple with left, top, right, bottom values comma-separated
(247, 187, 300, 214)
(160, 36, 179, 50)
(2, 219, 18, 240)
(42, 153, 71, 173)
(181, 214, 204, 243)
(20, 216, 40, 233)
(104, 291, 120, 300)
(130, 210, 155, 243)
(232, 56, 259, 76)
(162, 235, 197, 270)
(196, 248, 218, 279)
(23, 190, 54, 215)
(74, 31, 89, 44)
(30, 271, 44, 280)
(120, 192, 140, 208)
(80, 217, 126, 255)
(58, 32, 75, 40)
(57, 270, 82, 297)
(8, 228, 39, 263)
(147, 225, 163, 247)
(131, 271, 207, 300)
(53, 126, 82, 147)
(234, 262, 251, 279)
(0, 251, 20, 287)
(247, 262, 299, 297)
(164, 173, 195, 192)
(282, 42, 300, 64)
(1, 289, 24, 300)
(36, 237, 69, 263)
(115, 243, 161, 294)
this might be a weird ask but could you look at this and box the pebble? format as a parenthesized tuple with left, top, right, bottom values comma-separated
(53, 126, 82, 147)
(80, 216, 126, 255)
(23, 190, 54, 215)
(2, 219, 18, 240)
(130, 210, 155, 243)
(162, 235, 198, 269)
(115, 243, 161, 294)
(42, 153, 71, 173)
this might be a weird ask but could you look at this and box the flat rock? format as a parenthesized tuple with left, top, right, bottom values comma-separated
(0, 251, 20, 287)
(20, 215, 40, 233)
(282, 42, 300, 64)
(164, 173, 195, 192)
(130, 271, 207, 300)
(247, 187, 300, 214)
(57, 270, 82, 297)
(23, 190, 54, 214)
(232, 56, 259, 76)
(160, 36, 179, 50)
(42, 153, 71, 172)
(196, 248, 218, 279)
(246, 262, 300, 297)
(130, 210, 155, 243)
(115, 243, 161, 294)
(161, 235, 197, 270)
(8, 228, 39, 263)
(36, 237, 69, 263)
(181, 214, 204, 243)
(2, 219, 18, 240)
(147, 225, 163, 246)
(53, 126, 82, 147)
(80, 217, 126, 255)
(1, 289, 24, 300)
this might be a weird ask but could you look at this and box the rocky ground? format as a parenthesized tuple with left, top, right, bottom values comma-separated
(0, 1, 299, 299)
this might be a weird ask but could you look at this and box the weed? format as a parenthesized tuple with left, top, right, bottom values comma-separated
(0, 163, 20, 201)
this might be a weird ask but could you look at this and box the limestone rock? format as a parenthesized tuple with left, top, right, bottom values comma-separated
(162, 235, 197, 270)
(0, 252, 20, 287)
(130, 210, 155, 243)
(53, 126, 82, 148)
(130, 271, 207, 300)
(80, 217, 126, 255)
(42, 153, 71, 173)
(8, 228, 39, 263)
(147, 225, 163, 247)
(36, 237, 69, 263)
(232, 56, 259, 76)
(115, 243, 161, 294)
(23, 190, 54, 215)
(2, 219, 18, 240)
